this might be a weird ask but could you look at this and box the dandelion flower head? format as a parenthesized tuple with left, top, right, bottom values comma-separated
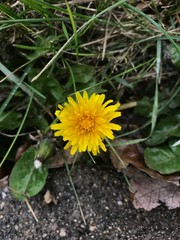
(51, 91, 121, 155)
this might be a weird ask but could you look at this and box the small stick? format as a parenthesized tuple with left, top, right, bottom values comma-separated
(25, 198, 39, 222)
(64, 156, 86, 225)
(118, 101, 137, 111)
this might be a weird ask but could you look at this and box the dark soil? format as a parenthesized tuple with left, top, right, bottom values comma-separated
(0, 161, 179, 240)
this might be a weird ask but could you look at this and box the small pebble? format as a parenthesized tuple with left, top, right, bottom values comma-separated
(42, 233, 47, 238)
(59, 228, 66, 237)
(15, 225, 18, 231)
(117, 200, 123, 206)
(0, 202, 5, 209)
(89, 224, 97, 232)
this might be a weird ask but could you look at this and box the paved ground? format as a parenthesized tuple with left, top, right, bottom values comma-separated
(0, 161, 179, 240)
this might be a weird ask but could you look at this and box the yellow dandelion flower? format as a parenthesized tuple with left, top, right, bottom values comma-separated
(51, 91, 121, 155)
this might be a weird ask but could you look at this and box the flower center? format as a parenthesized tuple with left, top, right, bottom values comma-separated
(78, 114, 95, 133)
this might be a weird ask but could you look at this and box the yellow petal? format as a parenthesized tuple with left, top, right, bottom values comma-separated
(50, 123, 62, 130)
(108, 123, 121, 130)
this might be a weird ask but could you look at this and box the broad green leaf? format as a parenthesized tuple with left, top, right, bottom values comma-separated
(0, 111, 22, 131)
(135, 92, 180, 117)
(66, 65, 95, 88)
(9, 146, 48, 200)
(146, 116, 180, 146)
(169, 138, 180, 157)
(29, 69, 64, 104)
(27, 113, 49, 131)
(144, 143, 180, 174)
(134, 96, 153, 117)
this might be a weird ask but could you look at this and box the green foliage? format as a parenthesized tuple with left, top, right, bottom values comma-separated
(0, 3, 18, 19)
(65, 64, 95, 91)
(135, 89, 180, 174)
(167, 43, 180, 68)
(146, 115, 180, 146)
(144, 139, 180, 174)
(29, 69, 64, 105)
(0, 111, 22, 131)
(9, 138, 54, 200)
(0, 0, 179, 200)
(134, 96, 153, 118)
(27, 112, 49, 131)
(9, 146, 48, 200)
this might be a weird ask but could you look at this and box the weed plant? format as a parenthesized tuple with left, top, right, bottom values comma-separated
(0, 0, 179, 199)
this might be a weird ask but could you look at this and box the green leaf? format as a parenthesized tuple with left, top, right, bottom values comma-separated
(29, 69, 64, 104)
(146, 115, 180, 146)
(66, 65, 95, 88)
(27, 113, 49, 131)
(115, 77, 133, 88)
(168, 91, 180, 109)
(0, 111, 22, 131)
(144, 142, 180, 174)
(9, 147, 48, 200)
(169, 138, 180, 157)
(167, 43, 180, 68)
(134, 96, 153, 117)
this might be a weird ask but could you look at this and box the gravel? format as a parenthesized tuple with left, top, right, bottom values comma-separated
(0, 161, 179, 240)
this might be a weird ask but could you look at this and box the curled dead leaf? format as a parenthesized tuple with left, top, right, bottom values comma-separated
(15, 141, 31, 161)
(49, 149, 82, 168)
(110, 141, 144, 171)
(110, 140, 180, 185)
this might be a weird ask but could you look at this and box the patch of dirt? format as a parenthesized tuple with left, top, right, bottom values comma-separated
(0, 161, 179, 240)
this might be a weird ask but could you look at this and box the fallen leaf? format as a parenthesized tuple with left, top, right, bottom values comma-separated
(126, 167, 180, 211)
(110, 140, 180, 185)
(49, 149, 82, 168)
(110, 142, 163, 177)
(15, 141, 31, 161)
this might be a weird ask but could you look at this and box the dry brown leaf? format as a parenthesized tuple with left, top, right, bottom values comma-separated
(49, 149, 82, 168)
(110, 142, 162, 177)
(110, 142, 142, 170)
(126, 167, 180, 211)
(15, 141, 31, 161)
(110, 141, 180, 185)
